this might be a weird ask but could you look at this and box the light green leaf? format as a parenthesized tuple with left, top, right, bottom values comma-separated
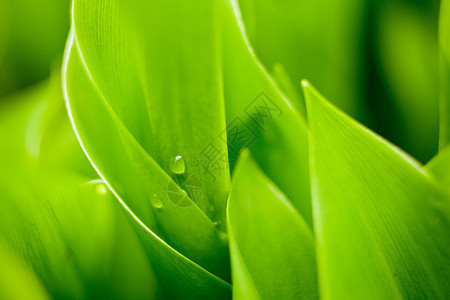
(64, 24, 231, 299)
(221, 0, 312, 226)
(303, 81, 450, 299)
(64, 0, 231, 280)
(227, 150, 318, 300)
(72, 0, 230, 224)
(440, 0, 450, 149)
(0, 171, 161, 299)
(0, 240, 49, 300)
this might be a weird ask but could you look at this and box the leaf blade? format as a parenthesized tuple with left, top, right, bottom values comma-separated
(63, 28, 232, 296)
(304, 81, 450, 299)
(221, 0, 312, 226)
(227, 150, 318, 300)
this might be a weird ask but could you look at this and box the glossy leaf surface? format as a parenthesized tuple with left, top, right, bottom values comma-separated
(227, 150, 318, 300)
(304, 81, 450, 299)
(64, 0, 232, 284)
(0, 79, 159, 299)
(221, 0, 312, 226)
(64, 8, 232, 296)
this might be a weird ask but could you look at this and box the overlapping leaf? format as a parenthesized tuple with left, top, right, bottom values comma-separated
(227, 150, 318, 300)
(64, 31, 231, 299)
(221, 0, 312, 226)
(71, 0, 230, 223)
(0, 240, 49, 300)
(64, 0, 236, 296)
(0, 79, 159, 299)
(271, 62, 306, 120)
(64, 0, 314, 292)
(304, 81, 450, 299)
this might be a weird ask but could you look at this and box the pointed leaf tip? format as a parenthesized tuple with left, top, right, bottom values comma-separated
(305, 83, 450, 299)
(227, 151, 318, 300)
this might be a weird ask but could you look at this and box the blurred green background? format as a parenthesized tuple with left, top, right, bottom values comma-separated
(0, 0, 70, 96)
(0, 0, 441, 163)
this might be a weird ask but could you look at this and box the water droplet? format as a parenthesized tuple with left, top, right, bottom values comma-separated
(170, 155, 185, 174)
(87, 180, 108, 196)
(151, 194, 163, 209)
(213, 221, 220, 227)
(95, 184, 107, 196)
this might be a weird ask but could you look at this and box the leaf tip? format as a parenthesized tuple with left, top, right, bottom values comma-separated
(301, 80, 330, 120)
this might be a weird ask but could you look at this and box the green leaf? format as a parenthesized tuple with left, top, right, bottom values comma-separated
(271, 62, 306, 120)
(440, 0, 450, 149)
(65, 0, 232, 280)
(64, 25, 231, 299)
(237, 0, 368, 120)
(0, 240, 49, 300)
(0, 79, 160, 299)
(221, 0, 312, 226)
(303, 81, 450, 299)
(0, 174, 104, 298)
(227, 150, 318, 300)
(71, 0, 229, 224)
(0, 171, 161, 299)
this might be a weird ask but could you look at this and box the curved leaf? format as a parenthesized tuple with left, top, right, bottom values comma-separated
(221, 0, 312, 226)
(64, 28, 231, 297)
(271, 62, 306, 120)
(237, 0, 368, 120)
(303, 81, 450, 299)
(227, 150, 318, 299)
(72, 0, 229, 224)
(0, 79, 160, 299)
(64, 0, 231, 281)
(440, 0, 450, 149)
(0, 240, 49, 300)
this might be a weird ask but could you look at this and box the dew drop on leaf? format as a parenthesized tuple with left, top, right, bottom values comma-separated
(150, 194, 163, 209)
(169, 155, 186, 174)
(88, 179, 108, 196)
(95, 184, 108, 196)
